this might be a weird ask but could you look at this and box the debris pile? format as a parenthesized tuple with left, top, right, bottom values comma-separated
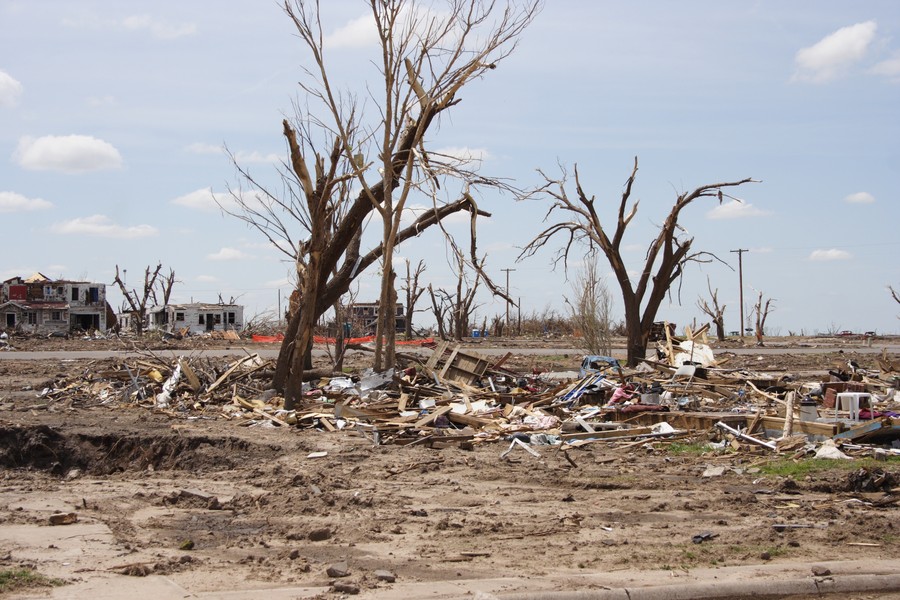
(22, 332, 900, 457)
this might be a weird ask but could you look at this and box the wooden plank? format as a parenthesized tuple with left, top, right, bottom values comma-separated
(439, 346, 490, 386)
(252, 408, 291, 427)
(490, 352, 513, 370)
(425, 340, 450, 373)
(561, 426, 654, 441)
(415, 405, 452, 429)
(448, 412, 495, 428)
(761, 416, 838, 438)
(207, 354, 258, 394)
(178, 359, 202, 392)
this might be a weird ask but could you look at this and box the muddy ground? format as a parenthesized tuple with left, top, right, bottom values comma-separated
(1, 336, 899, 598)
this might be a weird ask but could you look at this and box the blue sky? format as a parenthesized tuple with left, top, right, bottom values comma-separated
(1, 1, 898, 335)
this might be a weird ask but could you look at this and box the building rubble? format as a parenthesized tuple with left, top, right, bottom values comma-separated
(23, 332, 900, 459)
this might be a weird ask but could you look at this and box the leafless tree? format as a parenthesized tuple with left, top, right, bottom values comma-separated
(519, 157, 756, 366)
(287, 0, 538, 371)
(752, 290, 775, 347)
(112, 263, 170, 336)
(401, 259, 426, 338)
(427, 248, 483, 340)
(566, 254, 613, 355)
(490, 314, 505, 337)
(697, 276, 727, 341)
(891, 285, 900, 306)
(222, 0, 538, 401)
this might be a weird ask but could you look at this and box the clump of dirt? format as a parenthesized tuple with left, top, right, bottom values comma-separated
(846, 467, 897, 493)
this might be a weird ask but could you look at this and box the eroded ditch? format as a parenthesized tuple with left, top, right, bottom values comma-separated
(0, 424, 282, 475)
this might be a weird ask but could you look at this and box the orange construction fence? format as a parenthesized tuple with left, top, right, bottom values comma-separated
(252, 333, 434, 346)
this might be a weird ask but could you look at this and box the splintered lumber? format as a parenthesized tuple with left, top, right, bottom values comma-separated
(447, 412, 495, 428)
(251, 408, 291, 427)
(207, 354, 258, 394)
(781, 391, 796, 438)
(561, 426, 655, 441)
(415, 405, 452, 428)
(439, 346, 491, 386)
(746, 410, 764, 435)
(424, 340, 451, 374)
(715, 421, 776, 451)
(747, 380, 786, 405)
(178, 358, 202, 392)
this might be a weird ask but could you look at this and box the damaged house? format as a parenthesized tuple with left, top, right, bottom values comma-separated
(1, 273, 112, 334)
(144, 302, 244, 335)
(348, 301, 407, 334)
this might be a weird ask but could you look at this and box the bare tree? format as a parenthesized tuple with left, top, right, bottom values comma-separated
(223, 0, 537, 400)
(520, 157, 756, 366)
(401, 259, 426, 338)
(566, 254, 613, 355)
(490, 314, 505, 337)
(891, 285, 900, 305)
(283, 0, 538, 371)
(112, 264, 169, 336)
(427, 248, 483, 340)
(752, 290, 775, 347)
(697, 276, 727, 342)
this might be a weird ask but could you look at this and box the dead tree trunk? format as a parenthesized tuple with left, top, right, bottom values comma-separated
(697, 277, 727, 342)
(753, 291, 775, 347)
(520, 158, 756, 366)
(402, 259, 426, 338)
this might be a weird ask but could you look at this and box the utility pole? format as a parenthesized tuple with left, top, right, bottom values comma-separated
(730, 249, 749, 340)
(501, 268, 516, 333)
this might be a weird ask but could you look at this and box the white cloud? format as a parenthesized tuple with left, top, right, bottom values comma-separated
(0, 191, 53, 213)
(0, 70, 24, 108)
(324, 14, 377, 49)
(233, 150, 282, 164)
(265, 277, 292, 288)
(50, 215, 157, 238)
(184, 142, 222, 155)
(750, 246, 774, 254)
(809, 248, 852, 261)
(793, 21, 877, 83)
(14, 135, 123, 173)
(207, 247, 249, 261)
(184, 144, 280, 164)
(706, 200, 771, 220)
(196, 275, 218, 283)
(870, 53, 900, 81)
(844, 191, 875, 204)
(171, 187, 236, 211)
(122, 14, 196, 39)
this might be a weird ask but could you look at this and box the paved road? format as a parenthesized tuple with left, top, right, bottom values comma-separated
(1, 343, 897, 361)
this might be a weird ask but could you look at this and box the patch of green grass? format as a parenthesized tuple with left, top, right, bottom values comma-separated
(757, 456, 900, 479)
(0, 568, 65, 594)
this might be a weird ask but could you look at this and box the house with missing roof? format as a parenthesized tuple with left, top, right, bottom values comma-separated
(1, 273, 112, 334)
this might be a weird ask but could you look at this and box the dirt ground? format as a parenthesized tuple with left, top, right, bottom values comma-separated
(1, 336, 899, 598)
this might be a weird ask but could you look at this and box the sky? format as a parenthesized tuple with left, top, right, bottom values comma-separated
(1, 0, 899, 336)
